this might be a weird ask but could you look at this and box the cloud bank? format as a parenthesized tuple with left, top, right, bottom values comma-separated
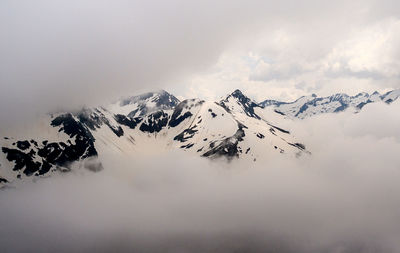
(2, 0, 400, 127)
(1, 101, 400, 252)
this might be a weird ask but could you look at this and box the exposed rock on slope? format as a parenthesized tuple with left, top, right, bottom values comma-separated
(1, 89, 308, 185)
(259, 89, 400, 119)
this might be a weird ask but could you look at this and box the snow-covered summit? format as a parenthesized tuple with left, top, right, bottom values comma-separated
(108, 90, 180, 118)
(219, 89, 261, 119)
(0, 89, 309, 186)
(259, 89, 400, 119)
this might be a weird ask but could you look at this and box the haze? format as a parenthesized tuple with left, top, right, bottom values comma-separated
(1, 0, 400, 128)
(1, 101, 400, 252)
(1, 1, 400, 252)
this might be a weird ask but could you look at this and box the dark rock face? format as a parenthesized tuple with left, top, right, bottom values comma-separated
(123, 90, 180, 118)
(333, 103, 348, 113)
(220, 89, 261, 119)
(77, 109, 104, 130)
(2, 147, 44, 176)
(174, 125, 198, 142)
(0, 98, 170, 181)
(114, 114, 142, 129)
(381, 90, 399, 104)
(109, 126, 124, 137)
(274, 110, 285, 116)
(153, 90, 180, 108)
(169, 111, 192, 127)
(203, 123, 246, 159)
(127, 107, 146, 118)
(208, 108, 217, 118)
(52, 113, 94, 140)
(2, 113, 100, 178)
(16, 141, 30, 150)
(295, 104, 309, 117)
(169, 99, 203, 128)
(288, 142, 311, 155)
(269, 124, 290, 134)
(121, 90, 180, 109)
(289, 143, 306, 150)
(180, 143, 194, 149)
(77, 108, 124, 137)
(49, 114, 98, 161)
(139, 111, 169, 133)
(356, 101, 371, 109)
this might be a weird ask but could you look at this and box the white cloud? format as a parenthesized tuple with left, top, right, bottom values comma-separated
(1, 100, 400, 252)
(183, 15, 400, 102)
(1, 0, 400, 125)
(324, 18, 400, 80)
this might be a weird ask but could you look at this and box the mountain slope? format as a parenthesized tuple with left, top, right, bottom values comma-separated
(0, 90, 309, 186)
(259, 89, 400, 119)
(107, 90, 180, 118)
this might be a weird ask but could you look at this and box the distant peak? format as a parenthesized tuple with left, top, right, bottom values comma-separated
(119, 89, 179, 108)
(311, 93, 317, 98)
(329, 93, 348, 99)
(355, 92, 368, 97)
(226, 89, 254, 103)
(231, 89, 244, 97)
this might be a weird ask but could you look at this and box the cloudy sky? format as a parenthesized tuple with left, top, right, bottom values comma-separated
(1, 2, 400, 251)
(1, 0, 400, 122)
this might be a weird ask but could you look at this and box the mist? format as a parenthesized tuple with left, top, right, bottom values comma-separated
(1, 1, 400, 252)
(1, 100, 400, 252)
(2, 0, 400, 128)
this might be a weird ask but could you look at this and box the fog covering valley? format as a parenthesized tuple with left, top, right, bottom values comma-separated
(2, 0, 400, 252)
(1, 99, 400, 253)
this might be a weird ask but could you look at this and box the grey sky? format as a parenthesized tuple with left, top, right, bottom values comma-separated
(1, 0, 400, 127)
(1, 2, 400, 250)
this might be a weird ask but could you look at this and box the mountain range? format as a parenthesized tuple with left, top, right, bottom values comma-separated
(260, 89, 400, 119)
(1, 88, 399, 185)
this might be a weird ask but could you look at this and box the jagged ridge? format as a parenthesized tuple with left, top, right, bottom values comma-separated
(259, 89, 400, 119)
(0, 89, 309, 185)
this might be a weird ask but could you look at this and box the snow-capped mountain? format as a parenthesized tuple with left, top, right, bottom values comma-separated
(0, 90, 308, 185)
(259, 89, 400, 119)
(108, 90, 180, 118)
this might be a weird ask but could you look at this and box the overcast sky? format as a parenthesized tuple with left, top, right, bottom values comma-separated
(1, 3, 400, 251)
(1, 0, 400, 125)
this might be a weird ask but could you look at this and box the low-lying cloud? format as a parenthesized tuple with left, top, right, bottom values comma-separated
(1, 101, 400, 252)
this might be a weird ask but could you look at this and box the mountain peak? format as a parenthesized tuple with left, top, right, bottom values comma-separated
(355, 92, 369, 97)
(220, 89, 260, 119)
(231, 89, 244, 97)
(124, 90, 178, 105)
(108, 90, 180, 118)
(226, 89, 255, 104)
(260, 89, 400, 119)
